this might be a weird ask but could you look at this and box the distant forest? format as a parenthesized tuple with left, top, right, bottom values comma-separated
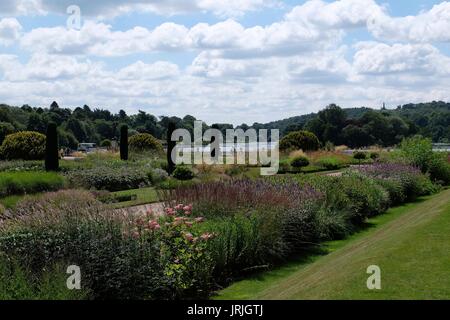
(0, 101, 449, 149)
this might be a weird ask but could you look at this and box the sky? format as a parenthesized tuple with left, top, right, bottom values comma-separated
(1, 0, 450, 125)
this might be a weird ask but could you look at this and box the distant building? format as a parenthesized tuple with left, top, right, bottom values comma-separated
(78, 143, 97, 153)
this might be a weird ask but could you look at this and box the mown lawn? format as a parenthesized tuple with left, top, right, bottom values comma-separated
(216, 188, 450, 300)
(110, 187, 159, 209)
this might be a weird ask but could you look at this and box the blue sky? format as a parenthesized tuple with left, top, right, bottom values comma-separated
(1, 0, 450, 124)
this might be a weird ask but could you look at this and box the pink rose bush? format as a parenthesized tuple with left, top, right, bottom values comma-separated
(123, 203, 215, 297)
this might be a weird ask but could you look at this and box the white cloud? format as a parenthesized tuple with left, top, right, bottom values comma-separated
(0, 18, 22, 45)
(353, 42, 450, 76)
(117, 61, 180, 80)
(368, 2, 450, 42)
(1, 0, 275, 18)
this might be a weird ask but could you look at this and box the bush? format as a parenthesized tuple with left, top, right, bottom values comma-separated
(149, 168, 169, 185)
(290, 156, 310, 170)
(65, 167, 150, 192)
(316, 157, 342, 170)
(428, 152, 450, 185)
(279, 131, 320, 152)
(278, 158, 292, 173)
(173, 166, 194, 181)
(0, 131, 46, 160)
(0, 171, 65, 198)
(129, 133, 162, 153)
(356, 163, 437, 203)
(0, 192, 215, 299)
(100, 139, 112, 148)
(370, 152, 380, 160)
(353, 151, 367, 161)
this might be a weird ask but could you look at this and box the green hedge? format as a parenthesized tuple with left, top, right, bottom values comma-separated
(0, 171, 65, 197)
(0, 131, 46, 160)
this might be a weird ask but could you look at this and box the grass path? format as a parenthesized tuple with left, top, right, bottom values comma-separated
(216, 189, 450, 300)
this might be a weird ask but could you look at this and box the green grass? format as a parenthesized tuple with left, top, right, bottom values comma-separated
(0, 171, 65, 197)
(110, 187, 159, 209)
(216, 189, 450, 300)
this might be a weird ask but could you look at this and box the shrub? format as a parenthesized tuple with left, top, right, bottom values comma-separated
(290, 156, 310, 170)
(316, 157, 342, 170)
(100, 139, 112, 148)
(427, 152, 450, 185)
(149, 168, 169, 185)
(279, 131, 320, 152)
(0, 171, 65, 198)
(356, 163, 438, 202)
(278, 158, 292, 173)
(0, 131, 46, 160)
(353, 151, 367, 164)
(172, 166, 194, 181)
(370, 152, 380, 160)
(0, 122, 14, 146)
(129, 133, 162, 153)
(65, 167, 150, 191)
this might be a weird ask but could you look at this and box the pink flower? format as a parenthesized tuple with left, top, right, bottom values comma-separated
(147, 220, 161, 230)
(184, 232, 194, 242)
(200, 232, 214, 241)
(165, 208, 175, 216)
(132, 231, 140, 239)
(185, 221, 193, 228)
(195, 217, 205, 223)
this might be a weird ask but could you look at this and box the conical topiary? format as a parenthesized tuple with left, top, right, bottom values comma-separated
(167, 122, 176, 175)
(120, 125, 128, 161)
(45, 122, 59, 171)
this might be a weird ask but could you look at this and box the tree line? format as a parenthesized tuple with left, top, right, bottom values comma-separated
(0, 101, 448, 149)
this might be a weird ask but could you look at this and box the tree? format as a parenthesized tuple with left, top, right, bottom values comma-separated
(120, 125, 128, 161)
(279, 130, 320, 152)
(342, 125, 372, 148)
(66, 118, 87, 142)
(45, 123, 59, 171)
(27, 113, 47, 133)
(0, 122, 14, 145)
(167, 121, 176, 175)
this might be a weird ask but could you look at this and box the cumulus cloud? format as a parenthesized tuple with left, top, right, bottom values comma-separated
(353, 42, 450, 76)
(368, 2, 450, 42)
